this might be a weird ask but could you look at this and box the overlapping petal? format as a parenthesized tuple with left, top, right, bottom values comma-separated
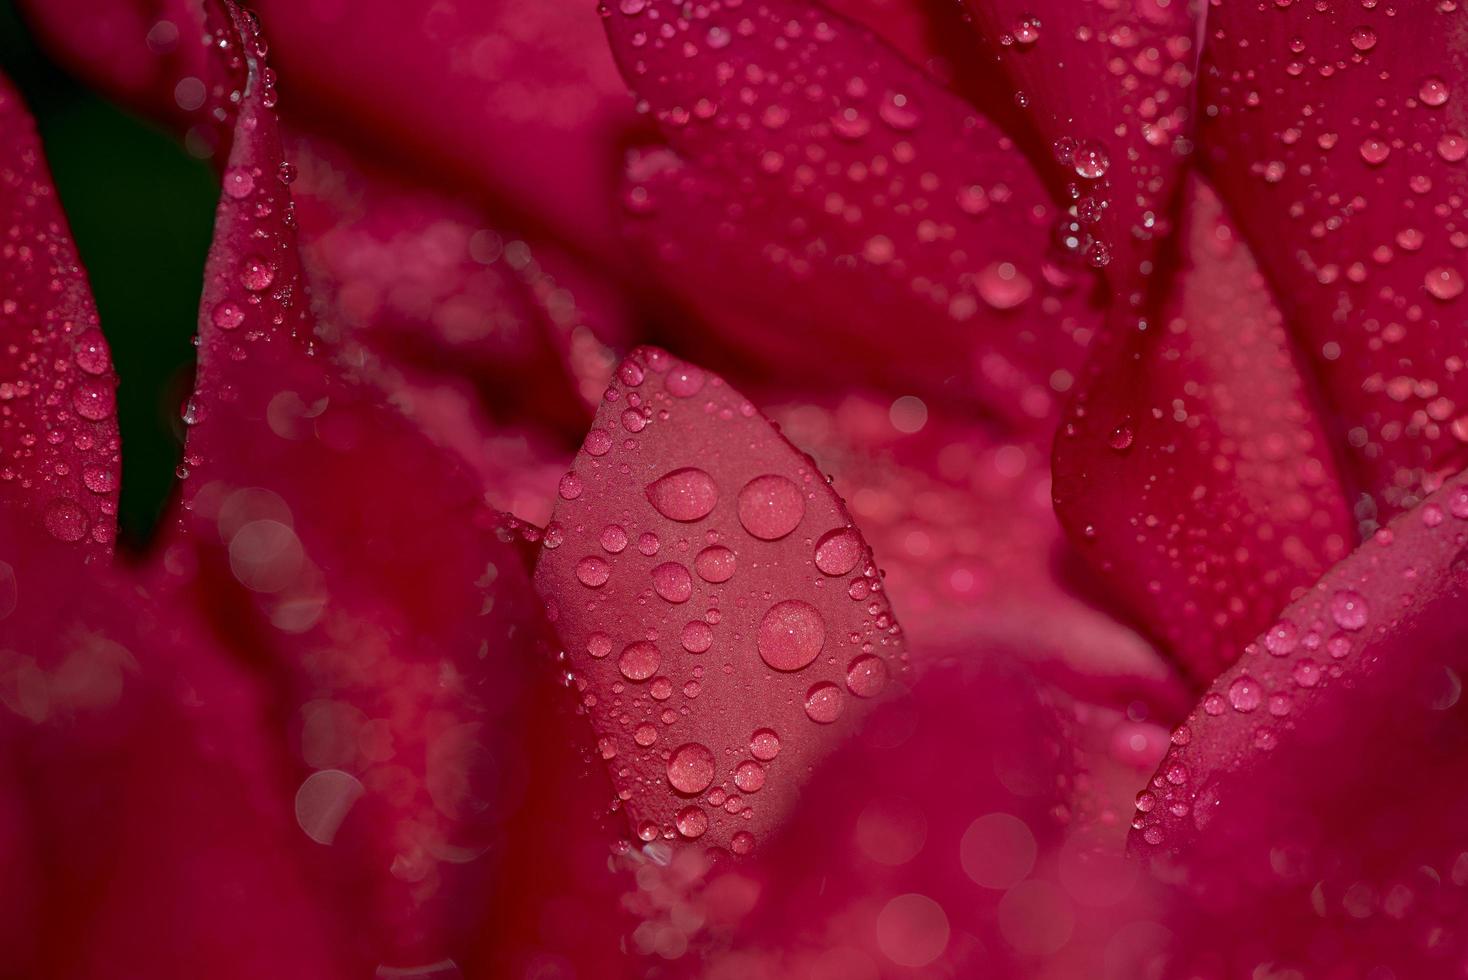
(606, 0, 1103, 427)
(1055, 179, 1355, 681)
(0, 73, 120, 559)
(1134, 471, 1468, 974)
(1201, 1, 1468, 517)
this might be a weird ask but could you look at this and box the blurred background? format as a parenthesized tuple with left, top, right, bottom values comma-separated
(2, 0, 214, 545)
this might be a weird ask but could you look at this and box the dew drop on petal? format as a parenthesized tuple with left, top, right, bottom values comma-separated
(694, 545, 737, 583)
(618, 641, 661, 681)
(646, 467, 719, 521)
(1227, 675, 1262, 713)
(651, 562, 693, 603)
(737, 474, 805, 540)
(1331, 589, 1369, 631)
(757, 600, 826, 671)
(804, 682, 843, 723)
(667, 742, 716, 794)
(814, 527, 862, 576)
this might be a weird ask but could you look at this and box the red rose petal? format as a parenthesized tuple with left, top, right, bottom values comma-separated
(1054, 179, 1355, 682)
(1201, 1, 1468, 515)
(534, 346, 908, 854)
(0, 72, 121, 559)
(958, 0, 1203, 289)
(157, 5, 566, 969)
(1133, 470, 1468, 973)
(606, 0, 1102, 428)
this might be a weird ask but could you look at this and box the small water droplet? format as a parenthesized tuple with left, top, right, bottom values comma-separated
(1331, 589, 1368, 630)
(1227, 675, 1262, 712)
(618, 640, 661, 681)
(575, 556, 611, 588)
(804, 682, 843, 723)
(814, 528, 862, 576)
(750, 728, 781, 760)
(651, 562, 693, 603)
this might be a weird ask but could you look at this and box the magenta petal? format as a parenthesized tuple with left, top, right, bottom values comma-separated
(1055, 179, 1355, 682)
(0, 519, 344, 980)
(1201, 2, 1468, 514)
(0, 73, 121, 558)
(156, 6, 562, 969)
(1133, 472, 1468, 973)
(958, 0, 1202, 288)
(607, 0, 1102, 427)
(534, 346, 908, 854)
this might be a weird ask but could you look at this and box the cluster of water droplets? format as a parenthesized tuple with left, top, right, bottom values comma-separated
(542, 349, 906, 858)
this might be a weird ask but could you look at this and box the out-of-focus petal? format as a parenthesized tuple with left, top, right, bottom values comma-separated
(0, 72, 121, 559)
(607, 0, 1103, 428)
(150, 6, 581, 971)
(0, 520, 345, 980)
(1133, 471, 1468, 974)
(1054, 179, 1354, 682)
(1201, 1, 1468, 516)
(957, 0, 1203, 290)
(637, 654, 1171, 977)
(766, 391, 1187, 715)
(534, 346, 908, 854)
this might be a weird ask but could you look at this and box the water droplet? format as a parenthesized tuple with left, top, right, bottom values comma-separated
(750, 728, 781, 760)
(240, 254, 276, 291)
(72, 381, 115, 420)
(1438, 132, 1467, 161)
(1264, 620, 1298, 656)
(675, 806, 708, 839)
(1426, 266, 1464, 300)
(667, 742, 716, 794)
(1107, 425, 1134, 452)
(846, 655, 888, 697)
(584, 428, 613, 456)
(737, 474, 805, 540)
(1012, 15, 1040, 45)
(804, 682, 843, 723)
(1349, 25, 1377, 51)
(1072, 140, 1110, 179)
(212, 301, 246, 330)
(1420, 76, 1451, 106)
(1227, 675, 1262, 712)
(814, 528, 862, 576)
(600, 524, 628, 553)
(1331, 590, 1368, 630)
(731, 830, 756, 855)
(651, 562, 693, 603)
(43, 498, 87, 542)
(618, 640, 661, 681)
(681, 620, 713, 653)
(223, 167, 255, 199)
(694, 545, 737, 583)
(758, 600, 826, 671)
(647, 468, 718, 522)
(587, 633, 612, 659)
(74, 332, 110, 374)
(558, 473, 583, 500)
(665, 364, 706, 397)
(734, 760, 766, 793)
(1358, 137, 1390, 165)
(575, 556, 611, 588)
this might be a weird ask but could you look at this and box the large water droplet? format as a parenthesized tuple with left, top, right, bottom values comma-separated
(618, 640, 661, 681)
(737, 474, 805, 540)
(647, 467, 719, 521)
(814, 527, 862, 576)
(804, 682, 843, 723)
(1227, 675, 1262, 713)
(667, 742, 716, 794)
(1330, 589, 1368, 630)
(757, 600, 826, 670)
(651, 562, 693, 603)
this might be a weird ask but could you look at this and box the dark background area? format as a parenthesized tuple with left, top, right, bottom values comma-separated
(1, 0, 216, 544)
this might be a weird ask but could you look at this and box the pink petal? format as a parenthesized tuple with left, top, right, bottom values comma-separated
(1054, 179, 1354, 682)
(638, 655, 1170, 976)
(1201, 2, 1468, 515)
(1133, 472, 1468, 973)
(154, 5, 569, 969)
(763, 389, 1187, 715)
(606, 0, 1102, 427)
(247, 0, 642, 258)
(0, 72, 121, 558)
(958, 0, 1203, 288)
(0, 520, 344, 979)
(534, 345, 908, 854)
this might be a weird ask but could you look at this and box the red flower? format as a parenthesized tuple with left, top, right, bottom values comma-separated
(5, 0, 1468, 977)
